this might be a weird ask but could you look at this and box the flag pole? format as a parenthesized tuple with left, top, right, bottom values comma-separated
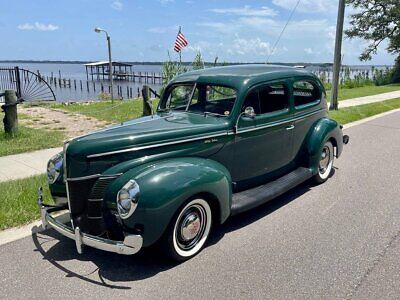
(178, 26, 182, 65)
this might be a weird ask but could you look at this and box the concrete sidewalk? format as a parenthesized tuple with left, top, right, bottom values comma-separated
(0, 90, 399, 183)
(337, 90, 400, 108)
(0, 147, 61, 182)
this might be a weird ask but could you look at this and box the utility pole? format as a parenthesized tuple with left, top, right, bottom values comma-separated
(106, 35, 114, 102)
(95, 27, 114, 102)
(330, 0, 346, 110)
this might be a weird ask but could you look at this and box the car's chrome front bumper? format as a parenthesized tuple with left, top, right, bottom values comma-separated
(38, 189, 143, 255)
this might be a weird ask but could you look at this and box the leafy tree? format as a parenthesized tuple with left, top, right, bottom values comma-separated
(192, 52, 205, 70)
(345, 0, 400, 82)
(162, 52, 187, 85)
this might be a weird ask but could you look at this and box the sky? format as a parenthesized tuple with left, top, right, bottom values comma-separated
(0, 0, 396, 65)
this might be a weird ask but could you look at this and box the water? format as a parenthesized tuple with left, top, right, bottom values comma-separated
(0, 62, 163, 103)
(0, 62, 391, 103)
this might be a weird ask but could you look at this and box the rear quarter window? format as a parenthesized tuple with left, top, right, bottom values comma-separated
(293, 80, 321, 107)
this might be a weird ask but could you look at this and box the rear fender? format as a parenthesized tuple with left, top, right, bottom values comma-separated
(305, 118, 343, 174)
(105, 157, 232, 247)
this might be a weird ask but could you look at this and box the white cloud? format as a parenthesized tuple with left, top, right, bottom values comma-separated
(198, 18, 328, 39)
(160, 0, 175, 5)
(272, 0, 336, 14)
(304, 47, 313, 54)
(148, 27, 167, 33)
(209, 5, 277, 17)
(17, 22, 59, 31)
(111, 1, 123, 10)
(233, 36, 272, 56)
(17, 23, 34, 30)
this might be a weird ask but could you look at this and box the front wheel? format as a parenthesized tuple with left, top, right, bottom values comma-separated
(161, 198, 212, 261)
(313, 140, 334, 184)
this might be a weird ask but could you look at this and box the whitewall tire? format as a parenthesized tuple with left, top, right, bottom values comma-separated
(162, 198, 212, 261)
(313, 140, 334, 184)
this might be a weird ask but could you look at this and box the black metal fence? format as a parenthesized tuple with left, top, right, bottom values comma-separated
(0, 67, 56, 102)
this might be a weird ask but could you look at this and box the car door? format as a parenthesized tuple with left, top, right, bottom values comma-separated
(233, 81, 294, 184)
(291, 78, 326, 159)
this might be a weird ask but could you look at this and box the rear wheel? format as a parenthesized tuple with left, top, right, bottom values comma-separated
(313, 140, 334, 184)
(161, 198, 212, 261)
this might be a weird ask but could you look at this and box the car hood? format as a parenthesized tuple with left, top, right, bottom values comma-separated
(67, 111, 230, 160)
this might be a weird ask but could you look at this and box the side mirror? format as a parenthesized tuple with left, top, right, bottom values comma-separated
(243, 106, 256, 118)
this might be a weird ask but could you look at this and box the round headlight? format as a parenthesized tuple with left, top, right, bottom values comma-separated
(117, 179, 140, 219)
(47, 153, 63, 184)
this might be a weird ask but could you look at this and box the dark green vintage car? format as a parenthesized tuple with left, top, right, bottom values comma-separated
(39, 65, 349, 261)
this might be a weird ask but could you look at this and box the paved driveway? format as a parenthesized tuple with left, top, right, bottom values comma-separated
(1, 112, 399, 299)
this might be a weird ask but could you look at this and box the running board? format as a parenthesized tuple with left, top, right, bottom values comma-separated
(231, 167, 313, 216)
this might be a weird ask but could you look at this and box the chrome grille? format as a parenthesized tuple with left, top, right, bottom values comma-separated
(66, 173, 121, 234)
(89, 176, 119, 200)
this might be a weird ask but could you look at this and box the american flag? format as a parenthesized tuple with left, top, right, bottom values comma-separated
(174, 28, 188, 52)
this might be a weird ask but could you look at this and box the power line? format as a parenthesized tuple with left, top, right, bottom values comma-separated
(267, 0, 302, 63)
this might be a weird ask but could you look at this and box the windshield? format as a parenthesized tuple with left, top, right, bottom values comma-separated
(158, 83, 237, 117)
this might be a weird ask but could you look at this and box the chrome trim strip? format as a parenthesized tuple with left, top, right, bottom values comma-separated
(40, 206, 142, 255)
(87, 132, 229, 158)
(63, 141, 73, 228)
(185, 83, 197, 111)
(66, 173, 121, 182)
(232, 108, 325, 135)
(88, 198, 103, 202)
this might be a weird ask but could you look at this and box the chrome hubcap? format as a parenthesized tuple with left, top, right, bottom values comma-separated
(176, 205, 206, 251)
(319, 146, 331, 174)
(181, 213, 201, 241)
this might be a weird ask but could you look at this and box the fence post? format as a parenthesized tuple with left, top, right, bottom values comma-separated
(1, 90, 18, 136)
(142, 85, 152, 116)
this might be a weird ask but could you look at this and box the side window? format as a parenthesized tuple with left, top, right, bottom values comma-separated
(293, 80, 320, 107)
(258, 83, 289, 114)
(243, 83, 289, 115)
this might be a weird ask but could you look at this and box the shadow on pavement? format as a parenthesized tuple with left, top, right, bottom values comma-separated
(32, 180, 315, 287)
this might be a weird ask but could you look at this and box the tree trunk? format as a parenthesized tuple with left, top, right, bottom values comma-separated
(1, 90, 18, 136)
(392, 56, 400, 83)
(142, 85, 153, 116)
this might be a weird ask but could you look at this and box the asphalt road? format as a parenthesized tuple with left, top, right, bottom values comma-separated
(1, 111, 400, 299)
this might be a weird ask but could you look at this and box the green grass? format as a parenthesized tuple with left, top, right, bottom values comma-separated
(50, 99, 158, 124)
(326, 84, 400, 101)
(329, 98, 400, 124)
(0, 175, 53, 230)
(0, 112, 65, 157)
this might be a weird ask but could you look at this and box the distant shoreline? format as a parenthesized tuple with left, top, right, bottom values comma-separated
(0, 60, 393, 68)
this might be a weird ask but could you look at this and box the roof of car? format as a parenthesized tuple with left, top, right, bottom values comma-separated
(169, 64, 318, 92)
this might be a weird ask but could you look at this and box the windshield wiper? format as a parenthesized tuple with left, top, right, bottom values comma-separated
(204, 111, 227, 117)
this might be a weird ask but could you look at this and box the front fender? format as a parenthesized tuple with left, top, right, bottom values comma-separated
(306, 118, 343, 174)
(105, 157, 232, 247)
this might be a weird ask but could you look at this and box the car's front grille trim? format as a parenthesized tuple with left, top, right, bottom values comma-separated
(65, 172, 122, 234)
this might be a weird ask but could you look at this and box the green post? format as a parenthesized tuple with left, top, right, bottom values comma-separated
(1, 90, 19, 136)
(142, 85, 153, 117)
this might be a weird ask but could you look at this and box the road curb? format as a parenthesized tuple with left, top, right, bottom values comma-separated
(343, 108, 400, 129)
(0, 221, 44, 246)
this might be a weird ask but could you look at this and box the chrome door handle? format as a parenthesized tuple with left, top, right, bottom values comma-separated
(285, 125, 295, 130)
